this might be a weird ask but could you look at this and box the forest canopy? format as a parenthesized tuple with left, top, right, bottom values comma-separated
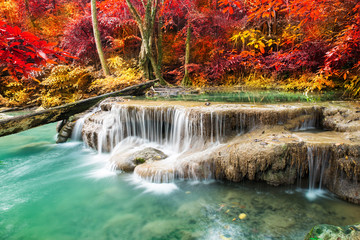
(0, 0, 359, 107)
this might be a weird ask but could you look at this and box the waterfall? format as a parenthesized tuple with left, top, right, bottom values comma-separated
(79, 102, 325, 183)
(92, 105, 245, 154)
(299, 118, 317, 130)
(306, 146, 330, 200)
(71, 107, 100, 141)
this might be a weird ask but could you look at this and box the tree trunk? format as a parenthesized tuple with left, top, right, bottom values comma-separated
(125, 0, 168, 85)
(157, 0, 164, 74)
(181, 25, 192, 86)
(139, 43, 153, 80)
(91, 0, 110, 76)
(0, 80, 158, 138)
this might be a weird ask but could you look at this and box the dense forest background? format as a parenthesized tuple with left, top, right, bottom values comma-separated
(0, 0, 359, 107)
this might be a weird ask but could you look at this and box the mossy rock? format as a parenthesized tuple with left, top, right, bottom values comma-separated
(135, 157, 146, 164)
(305, 223, 360, 240)
(111, 147, 168, 172)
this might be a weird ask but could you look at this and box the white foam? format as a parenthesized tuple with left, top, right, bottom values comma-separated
(127, 174, 178, 195)
(88, 167, 117, 179)
(84, 153, 118, 179)
(305, 189, 327, 201)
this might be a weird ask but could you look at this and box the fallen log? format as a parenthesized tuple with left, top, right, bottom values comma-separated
(0, 80, 157, 137)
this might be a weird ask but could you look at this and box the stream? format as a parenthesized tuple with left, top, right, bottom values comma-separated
(1, 122, 360, 240)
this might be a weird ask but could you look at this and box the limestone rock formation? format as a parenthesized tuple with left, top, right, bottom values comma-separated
(80, 100, 360, 204)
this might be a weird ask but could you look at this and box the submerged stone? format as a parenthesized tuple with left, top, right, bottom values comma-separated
(305, 223, 360, 240)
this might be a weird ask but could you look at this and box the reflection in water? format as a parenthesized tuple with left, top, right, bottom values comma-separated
(0, 123, 360, 240)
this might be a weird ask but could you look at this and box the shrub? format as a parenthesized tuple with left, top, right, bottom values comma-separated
(2, 80, 36, 107)
(40, 65, 94, 107)
(0, 94, 9, 107)
(89, 57, 143, 94)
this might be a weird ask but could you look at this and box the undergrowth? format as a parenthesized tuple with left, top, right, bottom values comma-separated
(218, 71, 338, 95)
(40, 65, 94, 108)
(89, 57, 143, 94)
(0, 76, 38, 107)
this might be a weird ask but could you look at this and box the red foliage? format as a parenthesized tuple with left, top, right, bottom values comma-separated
(323, 2, 360, 77)
(4, 0, 359, 87)
(0, 21, 73, 80)
(60, 12, 121, 64)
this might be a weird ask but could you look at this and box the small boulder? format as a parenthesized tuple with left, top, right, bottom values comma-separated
(111, 147, 167, 172)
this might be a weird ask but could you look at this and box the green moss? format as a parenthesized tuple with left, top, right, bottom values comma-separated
(135, 158, 146, 164)
(316, 228, 324, 235)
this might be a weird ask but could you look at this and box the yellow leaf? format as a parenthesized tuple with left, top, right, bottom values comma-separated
(239, 213, 247, 220)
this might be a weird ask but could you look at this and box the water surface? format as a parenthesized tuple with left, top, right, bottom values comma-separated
(1, 124, 360, 240)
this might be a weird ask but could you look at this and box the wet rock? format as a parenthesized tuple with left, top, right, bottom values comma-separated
(260, 167, 297, 186)
(56, 119, 67, 132)
(111, 147, 167, 172)
(56, 121, 76, 143)
(305, 223, 360, 240)
(326, 178, 360, 205)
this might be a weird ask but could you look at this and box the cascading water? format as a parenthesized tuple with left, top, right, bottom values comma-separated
(306, 146, 330, 200)
(71, 107, 100, 141)
(80, 102, 324, 183)
(88, 105, 250, 154)
(80, 104, 264, 182)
